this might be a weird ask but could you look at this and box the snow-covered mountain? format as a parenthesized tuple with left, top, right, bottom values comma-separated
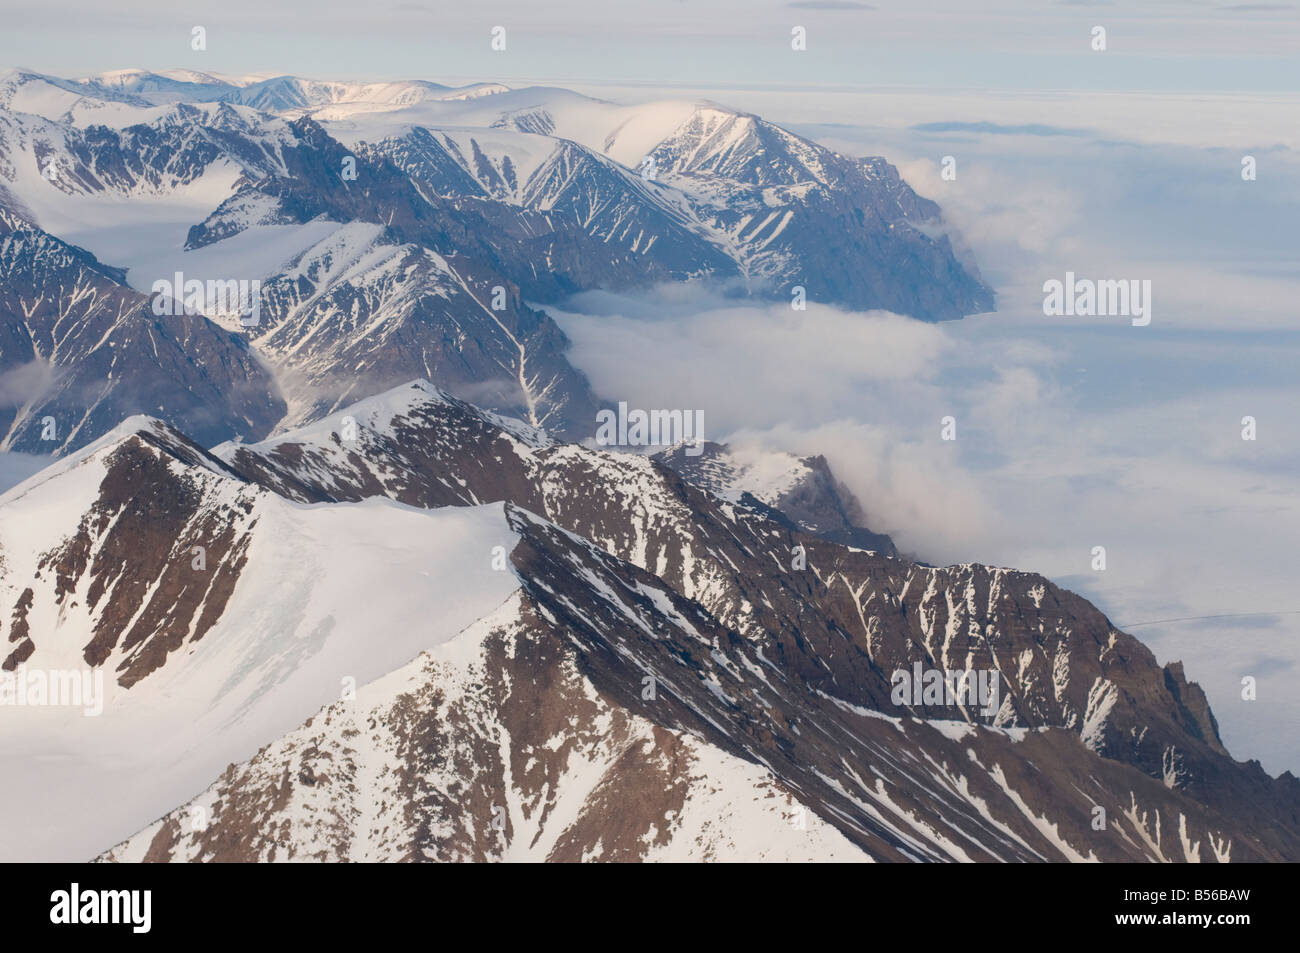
(0, 208, 283, 453)
(1, 67, 991, 453)
(355, 95, 994, 317)
(0, 414, 522, 860)
(2, 382, 1294, 862)
(99, 550, 873, 863)
(654, 440, 898, 554)
(4, 68, 1291, 866)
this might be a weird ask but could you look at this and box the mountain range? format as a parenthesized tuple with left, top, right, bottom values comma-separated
(0, 67, 991, 454)
(1, 68, 1292, 864)
(0, 381, 1295, 861)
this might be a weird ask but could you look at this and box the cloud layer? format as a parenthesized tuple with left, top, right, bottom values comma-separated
(547, 106, 1300, 774)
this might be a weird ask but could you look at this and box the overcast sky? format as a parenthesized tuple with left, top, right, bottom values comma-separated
(1, 0, 1297, 93)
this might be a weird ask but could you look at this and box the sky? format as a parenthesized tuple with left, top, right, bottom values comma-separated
(1, 0, 1297, 93)
(1, 0, 1297, 772)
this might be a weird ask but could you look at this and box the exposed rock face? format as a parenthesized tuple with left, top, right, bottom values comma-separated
(369, 105, 995, 321)
(0, 414, 529, 861)
(242, 221, 602, 437)
(105, 588, 868, 863)
(2, 73, 993, 451)
(3, 70, 1287, 865)
(4, 382, 1294, 861)
(0, 100, 293, 201)
(0, 210, 285, 453)
(100, 505, 1290, 862)
(97, 382, 1300, 858)
(654, 440, 898, 555)
(21, 432, 254, 685)
(643, 107, 994, 319)
(208, 385, 1247, 764)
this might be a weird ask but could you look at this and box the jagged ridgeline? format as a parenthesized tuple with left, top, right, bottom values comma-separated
(1, 383, 1294, 862)
(5, 70, 1290, 866)
(0, 68, 991, 454)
